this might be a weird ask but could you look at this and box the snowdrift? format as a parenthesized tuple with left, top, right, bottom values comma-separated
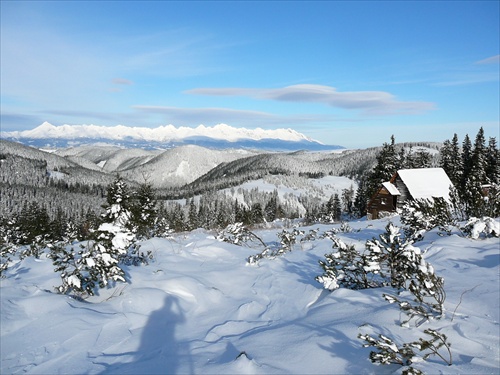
(1, 218, 499, 374)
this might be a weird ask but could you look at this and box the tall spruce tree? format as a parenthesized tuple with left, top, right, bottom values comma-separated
(485, 137, 500, 185)
(440, 133, 462, 187)
(464, 127, 488, 216)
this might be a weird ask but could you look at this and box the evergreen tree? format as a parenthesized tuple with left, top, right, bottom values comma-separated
(57, 177, 136, 296)
(17, 201, 50, 245)
(250, 203, 264, 225)
(411, 149, 432, 168)
(49, 208, 67, 242)
(170, 203, 186, 231)
(130, 182, 157, 239)
(264, 190, 279, 222)
(464, 127, 488, 216)
(341, 185, 355, 217)
(333, 193, 342, 221)
(366, 135, 402, 201)
(485, 137, 500, 185)
(234, 200, 246, 224)
(187, 198, 199, 230)
(353, 179, 368, 218)
(460, 134, 473, 196)
(449, 133, 463, 186)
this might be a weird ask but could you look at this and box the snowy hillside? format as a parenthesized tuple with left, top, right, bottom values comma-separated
(2, 122, 343, 151)
(120, 146, 261, 188)
(55, 145, 163, 173)
(1, 217, 498, 374)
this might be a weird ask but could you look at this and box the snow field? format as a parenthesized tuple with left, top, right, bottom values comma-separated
(1, 218, 499, 374)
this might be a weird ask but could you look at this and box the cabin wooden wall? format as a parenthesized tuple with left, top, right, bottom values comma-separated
(367, 186, 398, 219)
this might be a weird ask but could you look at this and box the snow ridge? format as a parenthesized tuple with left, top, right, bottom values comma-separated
(4, 122, 318, 143)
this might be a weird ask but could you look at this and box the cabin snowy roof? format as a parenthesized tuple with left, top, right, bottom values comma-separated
(382, 182, 401, 195)
(395, 168, 453, 201)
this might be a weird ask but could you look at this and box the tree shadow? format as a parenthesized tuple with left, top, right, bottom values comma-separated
(97, 294, 191, 374)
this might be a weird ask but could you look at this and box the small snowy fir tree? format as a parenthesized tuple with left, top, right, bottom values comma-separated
(55, 177, 138, 296)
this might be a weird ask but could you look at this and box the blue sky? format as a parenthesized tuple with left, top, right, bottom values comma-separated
(1, 1, 498, 148)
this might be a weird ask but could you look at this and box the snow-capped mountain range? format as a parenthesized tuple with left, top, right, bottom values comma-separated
(2, 122, 343, 151)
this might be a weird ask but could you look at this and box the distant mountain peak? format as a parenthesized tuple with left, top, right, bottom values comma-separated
(1, 122, 343, 151)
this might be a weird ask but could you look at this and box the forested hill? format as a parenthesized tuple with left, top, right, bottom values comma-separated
(0, 138, 441, 222)
(0, 140, 135, 220)
(161, 143, 441, 198)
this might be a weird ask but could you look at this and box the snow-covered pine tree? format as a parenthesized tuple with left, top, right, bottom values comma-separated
(57, 176, 137, 295)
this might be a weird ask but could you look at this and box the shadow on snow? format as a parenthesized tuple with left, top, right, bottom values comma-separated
(97, 294, 192, 374)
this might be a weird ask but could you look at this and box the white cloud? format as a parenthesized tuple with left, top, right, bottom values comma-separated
(185, 84, 435, 115)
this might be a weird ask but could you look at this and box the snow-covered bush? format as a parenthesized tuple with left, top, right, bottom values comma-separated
(359, 328, 451, 374)
(359, 332, 417, 368)
(462, 217, 500, 239)
(18, 234, 48, 260)
(365, 222, 421, 290)
(276, 227, 304, 253)
(0, 242, 16, 278)
(246, 227, 304, 264)
(366, 223, 446, 324)
(400, 197, 454, 241)
(50, 242, 95, 295)
(300, 228, 320, 243)
(317, 222, 446, 324)
(0, 219, 18, 277)
(316, 235, 378, 290)
(217, 222, 266, 248)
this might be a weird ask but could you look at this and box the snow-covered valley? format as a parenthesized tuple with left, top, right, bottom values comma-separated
(1, 217, 499, 374)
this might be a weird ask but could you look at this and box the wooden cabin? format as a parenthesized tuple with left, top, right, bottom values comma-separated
(367, 168, 453, 220)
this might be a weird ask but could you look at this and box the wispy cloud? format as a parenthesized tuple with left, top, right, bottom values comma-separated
(40, 109, 127, 122)
(185, 84, 435, 115)
(132, 105, 338, 127)
(475, 55, 500, 65)
(112, 78, 134, 85)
